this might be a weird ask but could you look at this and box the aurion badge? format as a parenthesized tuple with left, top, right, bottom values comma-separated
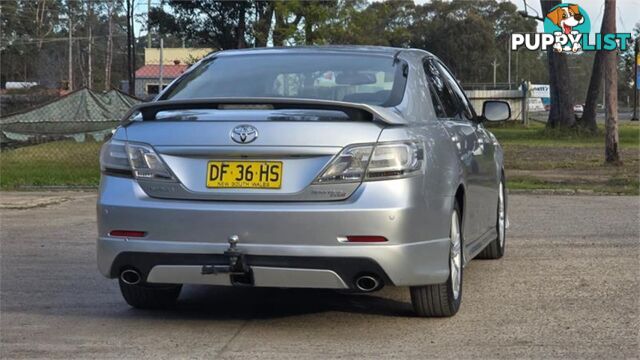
(230, 125, 258, 144)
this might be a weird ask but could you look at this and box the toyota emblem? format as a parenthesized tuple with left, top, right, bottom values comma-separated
(230, 125, 258, 144)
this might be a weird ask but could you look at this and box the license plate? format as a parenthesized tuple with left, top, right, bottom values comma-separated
(206, 161, 283, 189)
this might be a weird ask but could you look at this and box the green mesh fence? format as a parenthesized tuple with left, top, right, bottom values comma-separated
(0, 88, 140, 188)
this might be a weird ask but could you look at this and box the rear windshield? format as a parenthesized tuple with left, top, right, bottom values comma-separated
(161, 53, 407, 106)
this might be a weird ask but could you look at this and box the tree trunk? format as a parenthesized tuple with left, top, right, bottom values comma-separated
(581, 0, 613, 133)
(305, 18, 313, 45)
(602, 0, 621, 164)
(273, 12, 286, 47)
(68, 14, 73, 91)
(254, 2, 273, 47)
(581, 51, 604, 132)
(87, 1, 93, 89)
(541, 0, 575, 128)
(126, 0, 134, 96)
(131, 0, 136, 95)
(236, 6, 246, 49)
(104, 0, 115, 91)
(88, 27, 92, 89)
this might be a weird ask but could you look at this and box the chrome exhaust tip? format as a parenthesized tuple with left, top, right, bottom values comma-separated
(120, 269, 141, 285)
(355, 275, 381, 292)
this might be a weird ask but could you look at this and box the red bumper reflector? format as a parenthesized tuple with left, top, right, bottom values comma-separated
(345, 236, 388, 243)
(109, 230, 146, 238)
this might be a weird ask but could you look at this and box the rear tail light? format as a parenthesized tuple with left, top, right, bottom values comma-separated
(126, 142, 175, 180)
(366, 142, 422, 178)
(100, 140, 176, 181)
(99, 140, 130, 175)
(314, 141, 423, 184)
(109, 230, 146, 237)
(313, 145, 373, 183)
(338, 236, 388, 243)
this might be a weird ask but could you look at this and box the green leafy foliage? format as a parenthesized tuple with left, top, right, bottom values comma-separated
(147, 0, 548, 84)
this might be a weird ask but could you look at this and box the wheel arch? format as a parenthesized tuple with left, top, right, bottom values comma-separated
(454, 184, 465, 220)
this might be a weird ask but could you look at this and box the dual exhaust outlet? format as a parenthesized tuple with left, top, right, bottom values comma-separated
(355, 274, 382, 292)
(120, 268, 382, 292)
(120, 269, 141, 285)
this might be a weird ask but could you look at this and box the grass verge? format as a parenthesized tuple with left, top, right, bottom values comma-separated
(489, 121, 640, 148)
(1, 141, 101, 189)
(493, 122, 639, 195)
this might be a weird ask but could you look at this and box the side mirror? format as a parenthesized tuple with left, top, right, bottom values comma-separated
(481, 101, 511, 122)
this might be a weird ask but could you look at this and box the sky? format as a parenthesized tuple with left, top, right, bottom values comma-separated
(135, 0, 640, 39)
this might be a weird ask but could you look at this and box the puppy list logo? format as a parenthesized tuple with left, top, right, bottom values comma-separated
(511, 3, 631, 53)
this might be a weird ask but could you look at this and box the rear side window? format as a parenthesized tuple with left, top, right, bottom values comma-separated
(434, 61, 475, 120)
(423, 59, 458, 118)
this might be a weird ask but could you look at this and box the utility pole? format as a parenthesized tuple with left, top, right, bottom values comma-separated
(492, 59, 498, 87)
(147, 0, 152, 48)
(68, 14, 73, 91)
(508, 37, 512, 89)
(159, 38, 164, 92)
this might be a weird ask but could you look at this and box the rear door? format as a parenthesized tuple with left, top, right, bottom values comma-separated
(423, 58, 484, 242)
(433, 61, 498, 237)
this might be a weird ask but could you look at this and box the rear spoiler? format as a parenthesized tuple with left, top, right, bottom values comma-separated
(120, 97, 407, 126)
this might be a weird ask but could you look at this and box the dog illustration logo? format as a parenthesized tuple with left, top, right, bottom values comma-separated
(543, 3, 590, 53)
(546, 5, 584, 35)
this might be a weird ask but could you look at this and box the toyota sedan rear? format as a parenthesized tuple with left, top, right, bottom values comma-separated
(97, 46, 509, 317)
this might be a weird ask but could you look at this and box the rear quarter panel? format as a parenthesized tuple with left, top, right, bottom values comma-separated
(378, 123, 462, 243)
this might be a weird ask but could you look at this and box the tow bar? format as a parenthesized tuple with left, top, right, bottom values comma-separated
(201, 235, 253, 285)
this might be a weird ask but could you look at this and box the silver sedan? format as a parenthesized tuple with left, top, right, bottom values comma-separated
(97, 46, 510, 317)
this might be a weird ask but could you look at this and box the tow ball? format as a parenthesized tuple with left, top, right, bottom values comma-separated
(201, 235, 253, 285)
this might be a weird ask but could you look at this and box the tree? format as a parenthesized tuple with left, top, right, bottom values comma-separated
(146, 0, 544, 88)
(251, 1, 274, 47)
(104, 0, 116, 90)
(125, 0, 135, 95)
(409, 1, 540, 84)
(602, 0, 621, 164)
(149, 1, 251, 49)
(540, 0, 575, 128)
(272, 1, 304, 46)
(579, 9, 617, 132)
(87, 0, 94, 89)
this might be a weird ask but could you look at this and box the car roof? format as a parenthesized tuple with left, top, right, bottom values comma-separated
(209, 46, 435, 60)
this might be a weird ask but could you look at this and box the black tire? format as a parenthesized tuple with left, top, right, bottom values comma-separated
(410, 202, 463, 317)
(119, 279, 182, 309)
(477, 178, 506, 260)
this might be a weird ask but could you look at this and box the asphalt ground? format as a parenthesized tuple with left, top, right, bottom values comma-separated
(0, 192, 638, 359)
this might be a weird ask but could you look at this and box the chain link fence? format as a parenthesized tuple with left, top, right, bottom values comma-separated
(0, 87, 139, 189)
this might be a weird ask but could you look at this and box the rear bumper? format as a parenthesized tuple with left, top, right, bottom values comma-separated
(97, 176, 453, 287)
(98, 237, 450, 287)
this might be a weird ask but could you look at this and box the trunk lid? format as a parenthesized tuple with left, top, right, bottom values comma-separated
(123, 105, 387, 201)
